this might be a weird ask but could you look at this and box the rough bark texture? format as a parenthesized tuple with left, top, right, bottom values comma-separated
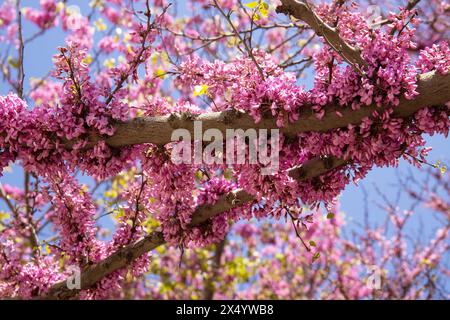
(64, 71, 450, 149)
(276, 0, 366, 70)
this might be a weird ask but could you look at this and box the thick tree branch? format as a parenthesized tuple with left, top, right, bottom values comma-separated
(43, 156, 346, 299)
(276, 0, 366, 74)
(65, 71, 450, 149)
(43, 69, 450, 299)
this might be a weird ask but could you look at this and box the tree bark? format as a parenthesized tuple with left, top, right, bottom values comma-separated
(64, 71, 450, 149)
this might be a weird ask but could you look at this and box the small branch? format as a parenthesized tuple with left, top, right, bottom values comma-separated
(276, 0, 366, 76)
(213, 0, 266, 80)
(16, 0, 25, 99)
(104, 2, 167, 106)
(203, 238, 227, 300)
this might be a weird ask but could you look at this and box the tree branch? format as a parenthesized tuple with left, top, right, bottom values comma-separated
(16, 0, 25, 99)
(64, 71, 450, 149)
(42, 155, 347, 299)
(43, 70, 450, 299)
(276, 0, 366, 75)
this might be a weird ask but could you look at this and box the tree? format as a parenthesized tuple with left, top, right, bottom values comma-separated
(0, 0, 448, 299)
(144, 169, 449, 300)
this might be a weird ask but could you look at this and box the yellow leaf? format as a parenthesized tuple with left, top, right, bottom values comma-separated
(151, 53, 159, 65)
(440, 166, 447, 175)
(104, 189, 118, 198)
(94, 18, 107, 32)
(275, 253, 284, 260)
(103, 58, 116, 69)
(245, 1, 269, 19)
(154, 68, 166, 79)
(193, 84, 209, 97)
(8, 57, 19, 69)
(297, 39, 308, 46)
(56, 2, 65, 13)
(123, 33, 131, 43)
(226, 37, 240, 48)
(195, 170, 204, 182)
(259, 2, 269, 18)
(312, 252, 320, 262)
(244, 1, 259, 9)
(0, 212, 10, 220)
(115, 208, 126, 220)
(421, 258, 433, 266)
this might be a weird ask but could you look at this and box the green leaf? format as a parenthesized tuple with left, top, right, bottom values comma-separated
(326, 212, 335, 219)
(8, 57, 19, 69)
(312, 252, 320, 262)
(223, 168, 233, 180)
(309, 240, 316, 247)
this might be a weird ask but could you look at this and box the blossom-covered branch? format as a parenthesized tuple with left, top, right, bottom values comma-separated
(0, 0, 449, 301)
(43, 155, 346, 299)
(276, 0, 366, 74)
(65, 70, 450, 149)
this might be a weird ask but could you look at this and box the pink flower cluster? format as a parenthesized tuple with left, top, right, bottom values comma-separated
(23, 0, 59, 30)
(417, 41, 450, 75)
(0, 44, 136, 179)
(44, 171, 102, 264)
(177, 50, 308, 127)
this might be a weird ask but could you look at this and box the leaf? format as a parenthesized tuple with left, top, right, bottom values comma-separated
(440, 166, 447, 175)
(326, 212, 335, 219)
(103, 58, 116, 69)
(312, 252, 320, 262)
(0, 212, 10, 220)
(94, 18, 107, 32)
(223, 168, 233, 180)
(115, 208, 126, 220)
(309, 240, 316, 247)
(193, 84, 209, 97)
(82, 55, 93, 65)
(104, 189, 118, 198)
(194, 170, 204, 182)
(259, 2, 269, 18)
(226, 37, 240, 48)
(244, 1, 259, 9)
(154, 68, 166, 79)
(8, 57, 19, 69)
